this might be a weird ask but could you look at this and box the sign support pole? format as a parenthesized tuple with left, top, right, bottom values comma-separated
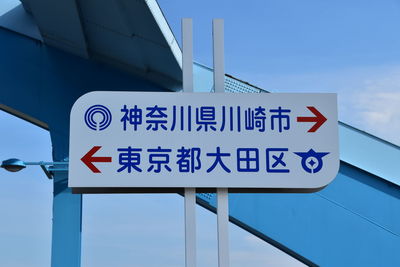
(182, 18, 196, 267)
(213, 18, 230, 267)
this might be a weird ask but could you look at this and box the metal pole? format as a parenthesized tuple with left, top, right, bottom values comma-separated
(24, 161, 67, 165)
(213, 19, 225, 94)
(184, 188, 196, 267)
(183, 18, 194, 93)
(50, 135, 82, 267)
(217, 188, 229, 267)
(182, 18, 196, 267)
(213, 19, 230, 267)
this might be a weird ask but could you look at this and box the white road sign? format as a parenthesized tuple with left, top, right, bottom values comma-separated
(68, 91, 339, 193)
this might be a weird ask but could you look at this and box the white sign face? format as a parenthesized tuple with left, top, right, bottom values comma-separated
(69, 91, 339, 193)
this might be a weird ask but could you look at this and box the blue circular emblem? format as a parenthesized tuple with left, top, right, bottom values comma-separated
(84, 105, 112, 131)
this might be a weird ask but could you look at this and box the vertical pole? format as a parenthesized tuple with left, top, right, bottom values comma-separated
(51, 177, 82, 267)
(213, 19, 230, 267)
(213, 19, 225, 94)
(183, 18, 194, 93)
(184, 188, 196, 267)
(50, 135, 82, 267)
(217, 188, 229, 267)
(182, 18, 196, 267)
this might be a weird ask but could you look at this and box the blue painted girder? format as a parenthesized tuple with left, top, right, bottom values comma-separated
(192, 64, 400, 266)
(1, 26, 400, 267)
(196, 162, 400, 266)
(0, 28, 167, 267)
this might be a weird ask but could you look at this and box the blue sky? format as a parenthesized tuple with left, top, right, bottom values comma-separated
(158, 0, 400, 146)
(1, 0, 400, 266)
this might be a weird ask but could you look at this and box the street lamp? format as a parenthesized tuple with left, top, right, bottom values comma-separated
(0, 158, 68, 179)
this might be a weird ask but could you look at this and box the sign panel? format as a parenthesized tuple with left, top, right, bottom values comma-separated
(69, 92, 339, 193)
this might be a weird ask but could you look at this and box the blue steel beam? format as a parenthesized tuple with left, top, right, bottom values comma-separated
(51, 172, 82, 267)
(197, 162, 400, 266)
(339, 123, 400, 185)
(18, 0, 183, 90)
(50, 132, 82, 267)
(2, 22, 400, 267)
(0, 28, 167, 267)
(193, 63, 400, 266)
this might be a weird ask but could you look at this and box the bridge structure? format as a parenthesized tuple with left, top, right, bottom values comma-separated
(0, 1, 399, 266)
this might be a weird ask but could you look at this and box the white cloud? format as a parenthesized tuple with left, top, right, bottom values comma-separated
(248, 64, 400, 145)
(347, 69, 400, 145)
(357, 92, 400, 122)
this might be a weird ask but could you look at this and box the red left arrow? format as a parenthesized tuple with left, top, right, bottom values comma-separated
(81, 146, 112, 173)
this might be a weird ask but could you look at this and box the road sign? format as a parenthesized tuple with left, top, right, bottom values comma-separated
(68, 91, 339, 193)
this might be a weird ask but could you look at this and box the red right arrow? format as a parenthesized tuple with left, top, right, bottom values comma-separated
(297, 106, 327, 132)
(81, 146, 112, 173)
